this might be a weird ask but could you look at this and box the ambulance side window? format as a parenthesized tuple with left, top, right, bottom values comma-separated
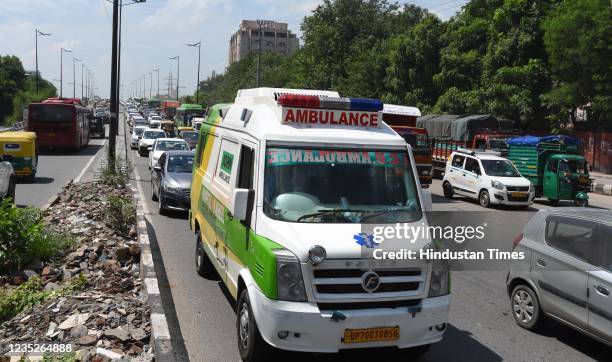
(237, 145, 256, 227)
(194, 132, 208, 167)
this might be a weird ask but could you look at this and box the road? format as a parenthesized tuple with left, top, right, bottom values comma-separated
(15, 129, 107, 208)
(121, 117, 612, 361)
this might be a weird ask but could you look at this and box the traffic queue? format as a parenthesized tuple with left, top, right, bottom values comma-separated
(124, 88, 609, 361)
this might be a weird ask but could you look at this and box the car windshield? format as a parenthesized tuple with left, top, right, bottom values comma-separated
(481, 159, 521, 177)
(263, 147, 422, 223)
(181, 132, 198, 141)
(134, 128, 144, 136)
(156, 140, 189, 151)
(560, 160, 588, 174)
(167, 154, 194, 173)
(143, 131, 164, 139)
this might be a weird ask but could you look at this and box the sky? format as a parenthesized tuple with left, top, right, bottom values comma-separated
(0, 0, 468, 99)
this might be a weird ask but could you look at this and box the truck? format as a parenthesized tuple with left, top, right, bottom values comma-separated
(161, 100, 181, 120)
(382, 104, 432, 188)
(507, 135, 591, 206)
(417, 114, 519, 178)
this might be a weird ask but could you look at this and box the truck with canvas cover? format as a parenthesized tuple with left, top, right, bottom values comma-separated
(507, 135, 591, 206)
(190, 88, 449, 361)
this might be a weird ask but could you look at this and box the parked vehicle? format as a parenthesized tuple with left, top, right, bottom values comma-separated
(151, 150, 194, 214)
(0, 131, 38, 181)
(507, 209, 612, 347)
(190, 88, 446, 361)
(442, 148, 534, 208)
(382, 104, 432, 188)
(130, 126, 147, 150)
(0, 155, 16, 202)
(148, 138, 190, 170)
(417, 114, 518, 178)
(28, 98, 90, 150)
(138, 129, 166, 157)
(508, 135, 591, 206)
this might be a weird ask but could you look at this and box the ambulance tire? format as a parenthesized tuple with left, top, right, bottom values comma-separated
(237, 289, 270, 362)
(195, 232, 215, 278)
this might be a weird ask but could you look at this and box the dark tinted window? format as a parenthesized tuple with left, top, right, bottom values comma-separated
(167, 155, 194, 173)
(545, 217, 597, 262)
(29, 105, 74, 123)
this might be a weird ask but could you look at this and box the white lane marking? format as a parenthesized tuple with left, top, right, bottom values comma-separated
(151, 313, 171, 339)
(74, 140, 107, 183)
(145, 278, 160, 295)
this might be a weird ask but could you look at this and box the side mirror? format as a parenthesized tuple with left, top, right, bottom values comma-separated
(230, 188, 250, 221)
(147, 146, 152, 151)
(421, 190, 432, 211)
(153, 165, 162, 173)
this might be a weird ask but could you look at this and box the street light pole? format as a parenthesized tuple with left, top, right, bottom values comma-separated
(148, 72, 152, 99)
(109, 0, 119, 165)
(169, 56, 179, 101)
(153, 68, 159, 97)
(187, 41, 201, 104)
(81, 63, 85, 99)
(35, 29, 51, 94)
(72, 57, 81, 99)
(60, 47, 71, 98)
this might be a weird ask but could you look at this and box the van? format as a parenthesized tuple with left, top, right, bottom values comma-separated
(190, 88, 449, 360)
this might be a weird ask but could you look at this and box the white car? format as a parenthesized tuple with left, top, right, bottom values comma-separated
(442, 149, 534, 208)
(148, 138, 190, 169)
(138, 129, 166, 157)
(130, 126, 147, 150)
(149, 119, 162, 129)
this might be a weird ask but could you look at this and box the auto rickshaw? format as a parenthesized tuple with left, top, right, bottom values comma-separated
(176, 126, 195, 136)
(160, 120, 176, 137)
(0, 131, 38, 181)
(508, 135, 591, 206)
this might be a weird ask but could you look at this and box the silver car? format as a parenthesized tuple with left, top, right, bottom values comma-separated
(0, 155, 16, 203)
(507, 209, 612, 347)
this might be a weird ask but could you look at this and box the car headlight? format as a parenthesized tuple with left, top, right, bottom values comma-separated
(428, 259, 450, 297)
(491, 180, 505, 190)
(163, 182, 181, 194)
(274, 249, 307, 302)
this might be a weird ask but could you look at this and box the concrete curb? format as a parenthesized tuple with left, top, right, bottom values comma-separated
(130, 184, 174, 361)
(592, 183, 612, 196)
(41, 179, 73, 211)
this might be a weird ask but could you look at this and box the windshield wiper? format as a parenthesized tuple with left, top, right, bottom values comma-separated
(296, 209, 366, 222)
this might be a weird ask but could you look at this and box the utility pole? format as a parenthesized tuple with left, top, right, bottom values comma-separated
(109, 0, 119, 166)
(169, 56, 179, 101)
(81, 63, 85, 99)
(153, 68, 159, 97)
(35, 29, 51, 94)
(72, 57, 81, 99)
(187, 41, 201, 104)
(60, 47, 71, 98)
(148, 72, 152, 99)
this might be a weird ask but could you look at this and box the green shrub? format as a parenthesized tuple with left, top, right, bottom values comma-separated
(0, 199, 74, 273)
(100, 151, 133, 187)
(105, 195, 136, 237)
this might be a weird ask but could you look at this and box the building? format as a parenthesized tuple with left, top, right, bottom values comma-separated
(228, 20, 299, 64)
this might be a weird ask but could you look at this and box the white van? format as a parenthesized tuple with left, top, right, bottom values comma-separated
(190, 88, 450, 360)
(442, 148, 535, 208)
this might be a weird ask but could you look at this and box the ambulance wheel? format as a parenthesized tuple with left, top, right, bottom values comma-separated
(195, 232, 215, 278)
(237, 289, 270, 362)
(443, 182, 454, 198)
(479, 190, 491, 208)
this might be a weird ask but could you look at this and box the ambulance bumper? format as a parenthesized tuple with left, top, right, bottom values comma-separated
(250, 287, 450, 353)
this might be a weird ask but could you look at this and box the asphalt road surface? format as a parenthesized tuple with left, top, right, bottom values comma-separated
(122, 117, 612, 362)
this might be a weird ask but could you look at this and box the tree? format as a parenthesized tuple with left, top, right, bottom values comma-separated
(542, 0, 612, 128)
(0, 55, 27, 123)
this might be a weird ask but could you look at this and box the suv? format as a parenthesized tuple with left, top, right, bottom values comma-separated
(507, 209, 612, 347)
(0, 155, 16, 203)
(442, 149, 534, 208)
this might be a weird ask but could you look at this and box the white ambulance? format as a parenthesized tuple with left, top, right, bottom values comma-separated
(189, 88, 450, 360)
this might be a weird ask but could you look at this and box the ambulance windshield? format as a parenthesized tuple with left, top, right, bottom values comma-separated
(263, 147, 422, 223)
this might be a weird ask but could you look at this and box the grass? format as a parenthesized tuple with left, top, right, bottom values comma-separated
(100, 149, 133, 187)
(105, 194, 136, 237)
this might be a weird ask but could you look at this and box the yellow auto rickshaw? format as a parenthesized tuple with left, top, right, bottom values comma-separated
(160, 120, 176, 137)
(0, 131, 38, 181)
(176, 126, 195, 136)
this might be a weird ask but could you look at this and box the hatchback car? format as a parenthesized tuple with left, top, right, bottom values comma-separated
(151, 151, 194, 214)
(442, 149, 534, 208)
(130, 126, 147, 150)
(507, 209, 612, 347)
(179, 130, 198, 149)
(138, 129, 166, 157)
(148, 138, 190, 169)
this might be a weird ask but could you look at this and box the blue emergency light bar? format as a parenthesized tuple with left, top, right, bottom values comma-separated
(278, 94, 383, 112)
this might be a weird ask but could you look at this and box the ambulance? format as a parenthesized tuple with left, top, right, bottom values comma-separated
(189, 88, 450, 360)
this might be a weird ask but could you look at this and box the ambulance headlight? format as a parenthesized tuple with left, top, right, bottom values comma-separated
(274, 250, 307, 302)
(428, 259, 450, 298)
(308, 245, 326, 266)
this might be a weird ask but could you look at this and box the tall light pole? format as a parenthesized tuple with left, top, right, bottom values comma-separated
(152, 68, 159, 97)
(60, 47, 71, 98)
(81, 63, 85, 100)
(72, 57, 81, 99)
(187, 41, 201, 104)
(148, 72, 152, 99)
(169, 56, 179, 101)
(35, 29, 51, 94)
(141, 75, 146, 99)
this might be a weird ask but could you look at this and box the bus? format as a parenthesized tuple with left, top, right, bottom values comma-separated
(174, 103, 205, 126)
(27, 98, 91, 150)
(148, 99, 162, 109)
(161, 100, 180, 119)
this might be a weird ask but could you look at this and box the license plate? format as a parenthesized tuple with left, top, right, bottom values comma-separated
(342, 326, 400, 344)
(511, 192, 527, 197)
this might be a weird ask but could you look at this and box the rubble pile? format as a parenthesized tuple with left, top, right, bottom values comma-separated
(0, 182, 153, 361)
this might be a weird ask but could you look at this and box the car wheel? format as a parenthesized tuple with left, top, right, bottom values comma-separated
(237, 289, 270, 362)
(443, 181, 454, 198)
(158, 190, 166, 215)
(511, 284, 543, 331)
(195, 232, 216, 278)
(151, 182, 158, 201)
(479, 190, 491, 208)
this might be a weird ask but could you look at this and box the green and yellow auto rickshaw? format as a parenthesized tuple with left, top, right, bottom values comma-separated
(508, 135, 591, 206)
(0, 131, 38, 181)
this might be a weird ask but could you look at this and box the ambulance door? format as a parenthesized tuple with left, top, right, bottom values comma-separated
(224, 140, 257, 296)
